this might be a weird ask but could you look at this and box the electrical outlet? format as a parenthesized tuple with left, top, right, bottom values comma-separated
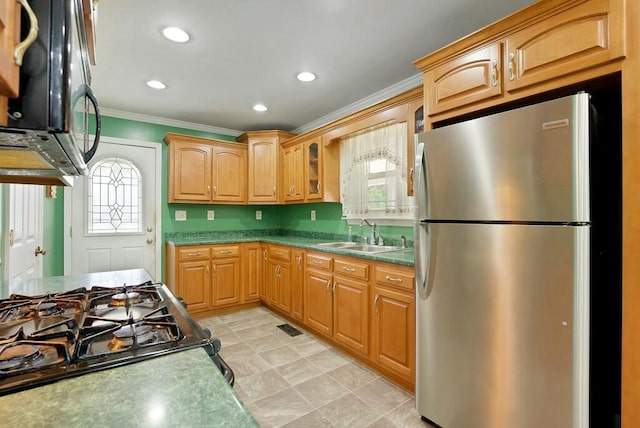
(256, 210, 262, 220)
(311, 210, 316, 221)
(207, 210, 215, 220)
(175, 210, 187, 221)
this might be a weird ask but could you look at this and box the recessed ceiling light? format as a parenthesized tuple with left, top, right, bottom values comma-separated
(253, 104, 268, 112)
(162, 27, 190, 43)
(296, 71, 316, 82)
(146, 80, 167, 89)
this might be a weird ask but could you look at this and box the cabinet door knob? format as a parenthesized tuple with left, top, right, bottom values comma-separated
(374, 294, 380, 314)
(34, 246, 47, 256)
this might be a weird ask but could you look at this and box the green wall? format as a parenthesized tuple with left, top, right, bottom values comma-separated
(165, 204, 281, 232)
(5, 114, 411, 279)
(280, 202, 413, 244)
(43, 192, 64, 276)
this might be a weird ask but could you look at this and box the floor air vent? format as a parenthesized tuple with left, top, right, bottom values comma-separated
(277, 323, 303, 337)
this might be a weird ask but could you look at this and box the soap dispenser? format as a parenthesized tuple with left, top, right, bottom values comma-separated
(347, 226, 354, 242)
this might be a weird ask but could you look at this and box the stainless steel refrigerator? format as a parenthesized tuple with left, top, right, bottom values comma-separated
(414, 93, 592, 428)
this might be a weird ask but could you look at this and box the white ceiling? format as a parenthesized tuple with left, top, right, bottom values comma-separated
(90, 0, 535, 136)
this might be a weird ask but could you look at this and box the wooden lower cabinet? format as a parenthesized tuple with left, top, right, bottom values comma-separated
(304, 252, 369, 356)
(168, 242, 415, 391)
(211, 257, 241, 307)
(166, 243, 243, 314)
(267, 245, 292, 314)
(291, 249, 305, 321)
(170, 245, 212, 312)
(333, 274, 369, 355)
(304, 267, 333, 336)
(372, 263, 416, 386)
(177, 259, 210, 312)
(242, 243, 263, 303)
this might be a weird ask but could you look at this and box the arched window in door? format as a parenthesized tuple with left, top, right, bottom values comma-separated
(87, 156, 143, 234)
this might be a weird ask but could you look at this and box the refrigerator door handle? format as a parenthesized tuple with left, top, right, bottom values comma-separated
(414, 139, 432, 300)
(415, 221, 433, 300)
(414, 141, 426, 219)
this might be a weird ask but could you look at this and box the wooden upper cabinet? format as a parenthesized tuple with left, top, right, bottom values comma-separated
(0, 0, 21, 99)
(426, 43, 502, 116)
(169, 141, 213, 202)
(212, 145, 246, 202)
(503, 0, 625, 93)
(282, 142, 304, 202)
(305, 138, 322, 201)
(165, 133, 247, 204)
(283, 135, 340, 203)
(416, 0, 626, 120)
(238, 130, 296, 204)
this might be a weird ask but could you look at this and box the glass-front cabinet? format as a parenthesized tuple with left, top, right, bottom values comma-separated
(305, 138, 322, 200)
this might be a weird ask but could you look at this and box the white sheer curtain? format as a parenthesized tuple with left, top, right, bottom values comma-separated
(340, 122, 413, 220)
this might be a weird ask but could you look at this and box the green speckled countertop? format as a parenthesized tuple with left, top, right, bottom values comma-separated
(0, 348, 256, 428)
(165, 230, 415, 267)
(0, 269, 258, 428)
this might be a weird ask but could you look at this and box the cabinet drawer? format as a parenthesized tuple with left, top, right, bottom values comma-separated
(178, 246, 211, 261)
(307, 252, 332, 271)
(334, 258, 369, 280)
(212, 245, 240, 258)
(269, 246, 291, 262)
(375, 265, 414, 291)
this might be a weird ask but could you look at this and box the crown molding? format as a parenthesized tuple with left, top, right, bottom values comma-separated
(99, 108, 244, 137)
(292, 73, 423, 135)
(99, 73, 423, 138)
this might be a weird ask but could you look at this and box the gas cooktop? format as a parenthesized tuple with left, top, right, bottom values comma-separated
(0, 282, 224, 395)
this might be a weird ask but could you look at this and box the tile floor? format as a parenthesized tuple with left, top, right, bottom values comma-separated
(199, 306, 429, 428)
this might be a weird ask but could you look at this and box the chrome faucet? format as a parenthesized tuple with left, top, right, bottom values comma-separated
(360, 218, 377, 245)
(400, 235, 407, 249)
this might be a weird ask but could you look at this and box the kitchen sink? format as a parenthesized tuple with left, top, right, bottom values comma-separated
(316, 242, 358, 249)
(316, 242, 404, 253)
(346, 244, 404, 253)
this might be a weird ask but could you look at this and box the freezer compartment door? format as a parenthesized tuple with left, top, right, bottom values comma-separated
(416, 223, 589, 428)
(418, 93, 590, 223)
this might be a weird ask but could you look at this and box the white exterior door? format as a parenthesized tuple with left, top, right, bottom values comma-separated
(4, 184, 44, 281)
(64, 138, 161, 280)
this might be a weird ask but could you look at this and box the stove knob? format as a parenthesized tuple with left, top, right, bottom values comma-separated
(211, 338, 221, 353)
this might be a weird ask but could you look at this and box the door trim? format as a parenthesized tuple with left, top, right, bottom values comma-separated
(63, 135, 162, 280)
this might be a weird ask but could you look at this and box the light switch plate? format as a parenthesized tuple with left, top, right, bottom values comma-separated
(207, 210, 215, 220)
(175, 210, 187, 221)
(311, 210, 316, 221)
(256, 210, 262, 220)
